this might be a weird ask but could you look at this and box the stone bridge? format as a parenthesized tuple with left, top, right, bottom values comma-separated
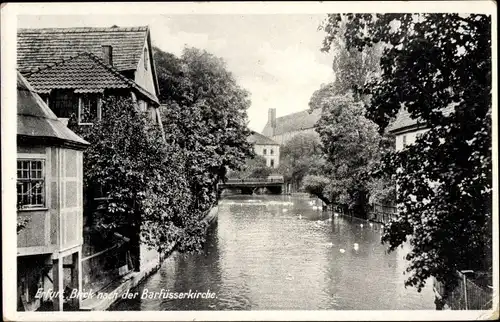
(219, 177, 284, 194)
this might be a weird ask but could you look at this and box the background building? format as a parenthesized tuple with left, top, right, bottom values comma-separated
(261, 107, 321, 145)
(248, 131, 280, 168)
(387, 106, 455, 151)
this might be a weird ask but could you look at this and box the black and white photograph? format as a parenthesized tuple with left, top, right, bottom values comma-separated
(1, 1, 498, 321)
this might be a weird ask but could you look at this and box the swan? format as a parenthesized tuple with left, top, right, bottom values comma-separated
(327, 217, 332, 222)
(282, 209, 288, 213)
(353, 243, 359, 250)
(369, 222, 373, 227)
(360, 224, 364, 228)
(334, 212, 339, 217)
(339, 248, 346, 253)
(298, 214, 302, 219)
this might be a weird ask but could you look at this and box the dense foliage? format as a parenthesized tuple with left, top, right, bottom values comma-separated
(305, 20, 394, 215)
(321, 13, 492, 292)
(278, 133, 323, 192)
(227, 155, 272, 179)
(155, 47, 254, 214)
(69, 97, 204, 253)
(308, 93, 389, 217)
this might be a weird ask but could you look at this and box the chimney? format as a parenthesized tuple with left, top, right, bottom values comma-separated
(102, 45, 113, 66)
(268, 108, 276, 136)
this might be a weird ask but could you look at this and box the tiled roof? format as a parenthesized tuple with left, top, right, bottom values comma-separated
(387, 105, 456, 134)
(248, 131, 278, 145)
(262, 109, 321, 137)
(17, 26, 148, 74)
(17, 72, 89, 148)
(25, 52, 159, 104)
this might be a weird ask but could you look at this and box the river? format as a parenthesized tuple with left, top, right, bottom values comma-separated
(110, 194, 436, 310)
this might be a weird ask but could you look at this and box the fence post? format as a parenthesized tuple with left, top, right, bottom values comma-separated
(461, 270, 474, 310)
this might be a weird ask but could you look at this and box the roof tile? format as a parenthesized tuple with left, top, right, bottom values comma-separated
(25, 52, 158, 104)
(262, 109, 321, 137)
(17, 26, 148, 73)
(248, 131, 278, 145)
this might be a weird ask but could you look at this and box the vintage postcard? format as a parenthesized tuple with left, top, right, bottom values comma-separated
(1, 1, 498, 321)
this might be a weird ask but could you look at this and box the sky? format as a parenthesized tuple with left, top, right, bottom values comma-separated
(17, 14, 336, 132)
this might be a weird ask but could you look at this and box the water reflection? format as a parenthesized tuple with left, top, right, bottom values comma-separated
(110, 195, 435, 310)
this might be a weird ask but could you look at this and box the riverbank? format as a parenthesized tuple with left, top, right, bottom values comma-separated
(80, 205, 219, 311)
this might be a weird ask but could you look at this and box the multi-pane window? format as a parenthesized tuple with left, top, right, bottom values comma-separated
(263, 148, 267, 155)
(80, 94, 99, 124)
(270, 149, 274, 155)
(270, 159, 275, 167)
(17, 160, 45, 209)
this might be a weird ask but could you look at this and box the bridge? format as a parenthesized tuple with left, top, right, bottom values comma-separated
(219, 177, 284, 194)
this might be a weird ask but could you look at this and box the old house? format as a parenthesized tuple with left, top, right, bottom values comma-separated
(16, 26, 166, 301)
(261, 108, 321, 145)
(17, 72, 89, 311)
(17, 26, 163, 132)
(386, 106, 455, 151)
(248, 131, 280, 168)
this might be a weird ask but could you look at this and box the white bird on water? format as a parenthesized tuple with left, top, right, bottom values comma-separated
(339, 248, 346, 253)
(298, 214, 302, 219)
(353, 243, 359, 251)
(369, 222, 374, 227)
(360, 223, 364, 228)
(283, 209, 288, 213)
(334, 212, 339, 217)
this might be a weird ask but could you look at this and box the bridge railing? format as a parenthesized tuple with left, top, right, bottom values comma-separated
(224, 177, 284, 184)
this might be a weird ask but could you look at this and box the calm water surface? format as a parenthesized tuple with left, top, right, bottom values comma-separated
(110, 195, 435, 310)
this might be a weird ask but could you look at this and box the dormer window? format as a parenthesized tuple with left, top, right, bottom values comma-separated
(144, 48, 149, 71)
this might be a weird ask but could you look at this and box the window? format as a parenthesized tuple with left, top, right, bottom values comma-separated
(402, 135, 407, 148)
(144, 48, 149, 70)
(270, 159, 275, 167)
(17, 160, 45, 209)
(270, 149, 274, 155)
(79, 94, 99, 124)
(263, 149, 267, 155)
(50, 90, 77, 118)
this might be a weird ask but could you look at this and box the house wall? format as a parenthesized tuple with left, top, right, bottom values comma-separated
(394, 128, 429, 151)
(17, 145, 84, 253)
(17, 144, 84, 310)
(254, 144, 280, 168)
(271, 128, 319, 146)
(134, 41, 156, 97)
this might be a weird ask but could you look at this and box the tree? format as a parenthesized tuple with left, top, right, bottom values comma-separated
(155, 47, 254, 211)
(307, 22, 392, 216)
(228, 155, 272, 179)
(69, 96, 206, 255)
(278, 132, 323, 192)
(321, 13, 492, 292)
(309, 93, 385, 218)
